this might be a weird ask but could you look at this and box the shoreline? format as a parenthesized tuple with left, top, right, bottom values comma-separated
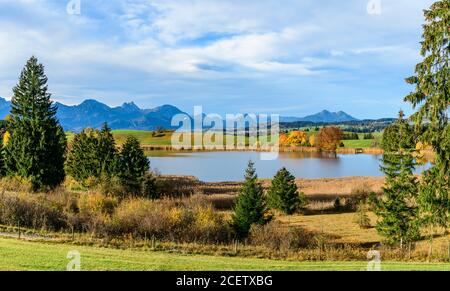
(141, 144, 385, 155)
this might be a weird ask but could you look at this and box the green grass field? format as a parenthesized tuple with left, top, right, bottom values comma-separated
(68, 130, 382, 150)
(1, 237, 450, 271)
(342, 139, 374, 148)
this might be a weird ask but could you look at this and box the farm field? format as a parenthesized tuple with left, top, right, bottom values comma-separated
(111, 130, 380, 149)
(1, 237, 450, 271)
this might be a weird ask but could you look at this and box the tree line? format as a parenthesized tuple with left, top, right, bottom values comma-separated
(0, 57, 149, 196)
(371, 0, 449, 249)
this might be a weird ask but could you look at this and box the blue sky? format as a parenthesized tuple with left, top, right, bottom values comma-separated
(0, 0, 435, 119)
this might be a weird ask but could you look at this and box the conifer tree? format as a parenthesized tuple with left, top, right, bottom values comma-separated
(371, 112, 420, 246)
(66, 125, 117, 184)
(117, 136, 149, 195)
(404, 0, 450, 232)
(232, 161, 271, 239)
(5, 57, 66, 191)
(0, 143, 5, 177)
(267, 167, 306, 214)
(98, 123, 118, 175)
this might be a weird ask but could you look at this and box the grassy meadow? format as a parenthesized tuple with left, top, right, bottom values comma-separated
(66, 129, 382, 150)
(2, 237, 450, 271)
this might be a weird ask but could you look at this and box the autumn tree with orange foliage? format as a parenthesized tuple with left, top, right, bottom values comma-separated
(309, 135, 316, 147)
(286, 131, 308, 146)
(316, 127, 343, 151)
(279, 133, 289, 147)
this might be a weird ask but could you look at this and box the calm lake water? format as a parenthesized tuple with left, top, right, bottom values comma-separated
(148, 151, 431, 182)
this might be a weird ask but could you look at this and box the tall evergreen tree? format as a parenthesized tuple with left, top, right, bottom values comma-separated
(5, 57, 66, 191)
(117, 136, 149, 195)
(267, 167, 306, 215)
(66, 125, 117, 184)
(404, 0, 450, 231)
(232, 161, 271, 239)
(98, 123, 118, 175)
(371, 112, 420, 246)
(0, 143, 5, 177)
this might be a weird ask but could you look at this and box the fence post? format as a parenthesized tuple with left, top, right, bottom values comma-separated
(447, 240, 450, 262)
(407, 242, 411, 260)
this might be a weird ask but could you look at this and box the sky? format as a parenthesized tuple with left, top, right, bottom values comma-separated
(0, 0, 436, 119)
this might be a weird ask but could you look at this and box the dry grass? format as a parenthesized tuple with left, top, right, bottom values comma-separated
(277, 212, 380, 246)
(293, 176, 384, 198)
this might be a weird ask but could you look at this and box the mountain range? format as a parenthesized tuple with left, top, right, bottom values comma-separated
(280, 110, 358, 123)
(0, 97, 359, 131)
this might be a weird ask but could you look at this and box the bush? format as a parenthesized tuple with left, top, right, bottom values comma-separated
(249, 221, 315, 251)
(0, 192, 67, 231)
(105, 196, 232, 243)
(142, 173, 161, 200)
(155, 176, 200, 198)
(354, 201, 371, 229)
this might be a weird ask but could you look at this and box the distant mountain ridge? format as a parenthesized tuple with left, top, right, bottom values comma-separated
(281, 110, 359, 123)
(0, 97, 186, 131)
(0, 96, 360, 131)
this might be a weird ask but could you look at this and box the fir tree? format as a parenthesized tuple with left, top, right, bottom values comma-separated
(404, 0, 450, 232)
(267, 167, 306, 214)
(98, 123, 118, 175)
(0, 143, 5, 177)
(117, 136, 149, 195)
(66, 125, 118, 184)
(371, 112, 420, 246)
(232, 160, 271, 239)
(5, 57, 66, 191)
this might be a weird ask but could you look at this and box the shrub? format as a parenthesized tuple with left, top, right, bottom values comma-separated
(0, 192, 67, 231)
(249, 221, 315, 251)
(142, 173, 161, 200)
(333, 197, 342, 211)
(105, 196, 232, 243)
(77, 192, 118, 216)
(354, 201, 371, 229)
(155, 176, 200, 198)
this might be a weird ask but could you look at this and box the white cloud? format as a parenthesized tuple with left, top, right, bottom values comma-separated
(0, 0, 437, 117)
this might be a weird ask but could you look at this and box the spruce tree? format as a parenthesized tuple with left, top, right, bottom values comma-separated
(98, 123, 118, 175)
(267, 167, 306, 214)
(5, 57, 66, 191)
(117, 136, 149, 195)
(404, 0, 450, 231)
(232, 160, 271, 239)
(371, 112, 420, 246)
(0, 143, 5, 177)
(66, 125, 117, 184)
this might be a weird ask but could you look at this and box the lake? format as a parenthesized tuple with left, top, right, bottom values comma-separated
(148, 151, 431, 182)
